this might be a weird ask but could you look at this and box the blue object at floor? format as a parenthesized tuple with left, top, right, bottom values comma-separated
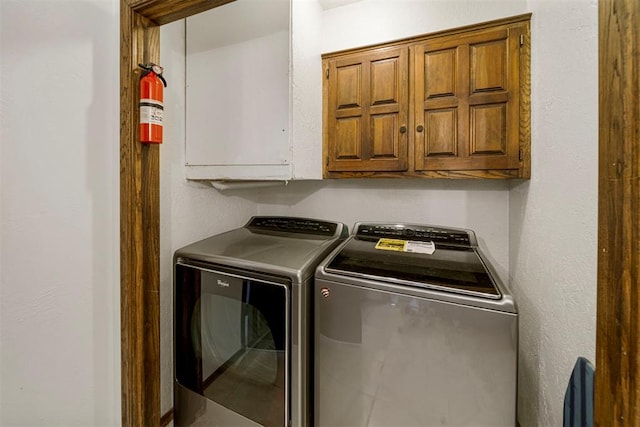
(563, 357, 595, 427)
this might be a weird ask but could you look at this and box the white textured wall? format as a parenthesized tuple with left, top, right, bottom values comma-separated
(291, 0, 324, 179)
(159, 21, 258, 415)
(250, 179, 511, 282)
(320, 0, 528, 52)
(0, 0, 121, 425)
(510, 1, 598, 426)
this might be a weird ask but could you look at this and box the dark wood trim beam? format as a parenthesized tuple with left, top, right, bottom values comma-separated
(126, 0, 236, 25)
(597, 0, 640, 425)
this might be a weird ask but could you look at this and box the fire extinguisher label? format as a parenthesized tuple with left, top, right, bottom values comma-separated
(139, 99, 164, 125)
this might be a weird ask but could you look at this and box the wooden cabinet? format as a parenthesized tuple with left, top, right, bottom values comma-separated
(323, 14, 531, 179)
(326, 47, 409, 172)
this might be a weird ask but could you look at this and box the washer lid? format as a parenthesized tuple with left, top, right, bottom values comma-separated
(325, 236, 501, 299)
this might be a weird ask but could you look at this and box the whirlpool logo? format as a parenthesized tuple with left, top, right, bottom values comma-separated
(217, 279, 230, 288)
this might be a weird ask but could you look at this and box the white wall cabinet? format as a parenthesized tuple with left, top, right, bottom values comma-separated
(185, 0, 323, 181)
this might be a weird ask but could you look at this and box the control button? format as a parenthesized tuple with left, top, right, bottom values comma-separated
(403, 228, 415, 237)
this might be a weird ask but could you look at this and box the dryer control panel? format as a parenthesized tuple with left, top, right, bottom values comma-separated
(247, 216, 339, 236)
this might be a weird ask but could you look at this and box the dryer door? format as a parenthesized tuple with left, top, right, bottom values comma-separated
(175, 262, 290, 427)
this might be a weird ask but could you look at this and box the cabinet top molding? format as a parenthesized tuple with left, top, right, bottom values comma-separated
(321, 13, 532, 58)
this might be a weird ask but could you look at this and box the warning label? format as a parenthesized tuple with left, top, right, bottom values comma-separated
(375, 238, 435, 255)
(374, 238, 407, 252)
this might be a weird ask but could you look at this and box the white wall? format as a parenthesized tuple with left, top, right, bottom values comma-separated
(291, 0, 324, 178)
(0, 0, 121, 425)
(320, 0, 528, 52)
(159, 20, 258, 415)
(510, 1, 598, 426)
(247, 179, 511, 281)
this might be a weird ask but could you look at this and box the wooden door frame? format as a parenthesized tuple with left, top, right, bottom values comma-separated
(119, 1, 234, 425)
(119, 0, 638, 425)
(596, 0, 640, 425)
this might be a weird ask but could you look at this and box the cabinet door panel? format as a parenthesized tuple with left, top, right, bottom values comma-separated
(424, 49, 457, 99)
(470, 38, 508, 93)
(336, 64, 362, 109)
(326, 47, 408, 172)
(371, 58, 401, 105)
(335, 118, 362, 160)
(371, 114, 400, 158)
(470, 104, 506, 155)
(424, 109, 458, 157)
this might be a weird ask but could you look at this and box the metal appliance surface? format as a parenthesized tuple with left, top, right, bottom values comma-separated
(314, 222, 518, 427)
(174, 216, 348, 427)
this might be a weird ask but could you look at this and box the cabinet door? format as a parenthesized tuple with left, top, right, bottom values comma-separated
(413, 27, 522, 171)
(325, 47, 409, 172)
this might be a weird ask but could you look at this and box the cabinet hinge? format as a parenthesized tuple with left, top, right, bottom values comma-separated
(519, 149, 524, 161)
(519, 34, 524, 46)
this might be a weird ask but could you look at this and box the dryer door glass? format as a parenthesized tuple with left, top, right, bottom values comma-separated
(175, 263, 290, 427)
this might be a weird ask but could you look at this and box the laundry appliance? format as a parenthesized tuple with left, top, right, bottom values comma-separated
(314, 222, 518, 426)
(174, 216, 348, 427)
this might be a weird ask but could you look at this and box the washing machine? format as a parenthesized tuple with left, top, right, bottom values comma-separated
(314, 222, 518, 426)
(174, 216, 348, 427)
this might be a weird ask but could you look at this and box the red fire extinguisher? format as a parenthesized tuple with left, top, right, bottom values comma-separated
(139, 63, 167, 144)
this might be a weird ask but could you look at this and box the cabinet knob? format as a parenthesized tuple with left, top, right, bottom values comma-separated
(400, 125, 407, 134)
(416, 125, 424, 133)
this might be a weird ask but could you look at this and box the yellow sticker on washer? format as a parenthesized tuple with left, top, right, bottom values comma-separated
(375, 238, 437, 254)
(375, 238, 407, 252)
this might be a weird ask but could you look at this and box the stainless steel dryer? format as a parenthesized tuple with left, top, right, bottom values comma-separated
(174, 216, 348, 427)
(314, 223, 518, 427)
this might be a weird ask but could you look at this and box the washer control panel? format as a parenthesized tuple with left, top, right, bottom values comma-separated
(247, 216, 339, 236)
(355, 223, 473, 246)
